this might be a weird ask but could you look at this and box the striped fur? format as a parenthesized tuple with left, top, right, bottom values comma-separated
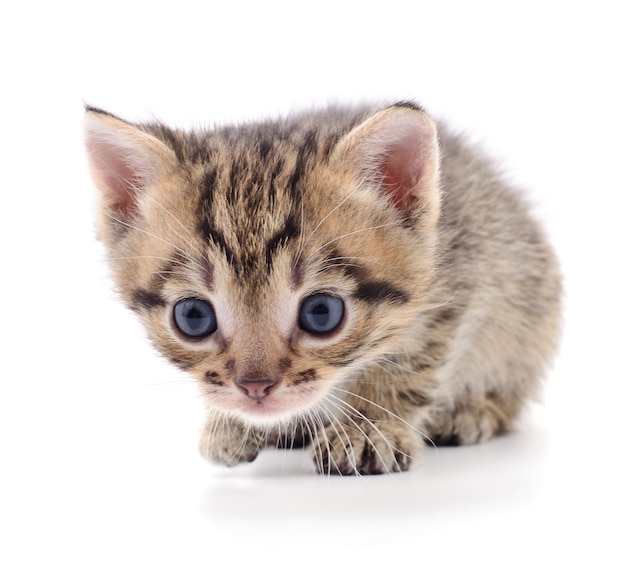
(85, 103, 562, 475)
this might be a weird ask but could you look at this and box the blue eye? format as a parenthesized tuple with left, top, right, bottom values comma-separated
(299, 294, 345, 335)
(173, 299, 217, 338)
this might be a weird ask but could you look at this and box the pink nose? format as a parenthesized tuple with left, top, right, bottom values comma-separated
(236, 379, 276, 400)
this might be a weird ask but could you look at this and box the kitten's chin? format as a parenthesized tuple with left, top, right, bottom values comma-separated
(235, 400, 311, 426)
(242, 401, 284, 419)
(228, 393, 324, 426)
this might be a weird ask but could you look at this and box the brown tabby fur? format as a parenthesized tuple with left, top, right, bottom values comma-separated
(84, 102, 561, 475)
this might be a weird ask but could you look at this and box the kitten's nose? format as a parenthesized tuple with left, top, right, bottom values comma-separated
(236, 379, 277, 400)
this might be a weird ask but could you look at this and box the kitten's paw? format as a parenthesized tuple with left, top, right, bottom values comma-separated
(427, 396, 513, 446)
(311, 421, 421, 475)
(199, 419, 264, 467)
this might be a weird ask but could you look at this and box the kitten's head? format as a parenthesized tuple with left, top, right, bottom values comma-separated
(85, 103, 441, 426)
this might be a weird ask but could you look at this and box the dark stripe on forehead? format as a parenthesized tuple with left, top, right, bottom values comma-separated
(269, 156, 285, 185)
(197, 164, 234, 260)
(198, 218, 236, 265)
(287, 129, 318, 192)
(301, 129, 319, 155)
(201, 165, 218, 197)
(131, 289, 166, 311)
(187, 136, 216, 164)
(258, 138, 274, 161)
(265, 214, 300, 269)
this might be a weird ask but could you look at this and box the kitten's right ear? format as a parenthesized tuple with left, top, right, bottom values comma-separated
(331, 103, 441, 229)
(84, 107, 176, 221)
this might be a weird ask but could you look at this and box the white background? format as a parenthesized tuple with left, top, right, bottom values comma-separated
(1, 1, 624, 561)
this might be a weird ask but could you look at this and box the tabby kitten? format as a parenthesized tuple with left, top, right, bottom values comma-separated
(84, 102, 561, 475)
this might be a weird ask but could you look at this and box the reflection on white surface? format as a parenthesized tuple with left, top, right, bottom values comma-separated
(201, 422, 549, 520)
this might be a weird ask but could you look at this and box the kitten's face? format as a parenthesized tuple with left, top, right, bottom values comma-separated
(85, 105, 440, 425)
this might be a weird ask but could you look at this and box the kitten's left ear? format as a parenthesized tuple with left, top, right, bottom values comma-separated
(331, 103, 441, 227)
(84, 107, 177, 221)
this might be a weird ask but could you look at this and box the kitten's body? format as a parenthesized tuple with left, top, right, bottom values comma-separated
(85, 103, 561, 475)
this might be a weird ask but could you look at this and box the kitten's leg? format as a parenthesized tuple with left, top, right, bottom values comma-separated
(311, 362, 436, 475)
(424, 391, 520, 446)
(423, 290, 560, 446)
(424, 232, 561, 446)
(198, 413, 265, 466)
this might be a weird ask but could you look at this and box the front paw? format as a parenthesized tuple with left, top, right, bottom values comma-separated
(199, 417, 264, 467)
(311, 420, 421, 475)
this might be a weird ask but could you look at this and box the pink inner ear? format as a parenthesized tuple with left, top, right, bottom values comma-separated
(379, 143, 422, 212)
(85, 124, 154, 221)
(348, 108, 439, 218)
(85, 110, 173, 222)
(87, 140, 143, 219)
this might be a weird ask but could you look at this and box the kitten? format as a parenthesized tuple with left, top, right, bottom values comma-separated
(84, 102, 561, 475)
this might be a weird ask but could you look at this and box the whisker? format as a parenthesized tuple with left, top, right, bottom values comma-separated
(300, 188, 359, 255)
(415, 292, 461, 314)
(299, 411, 330, 476)
(107, 255, 190, 266)
(317, 262, 367, 274)
(316, 220, 404, 255)
(318, 255, 381, 266)
(375, 357, 434, 381)
(138, 189, 205, 256)
(323, 395, 398, 474)
(315, 401, 359, 475)
(105, 212, 205, 272)
(338, 388, 435, 447)
(371, 359, 403, 380)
